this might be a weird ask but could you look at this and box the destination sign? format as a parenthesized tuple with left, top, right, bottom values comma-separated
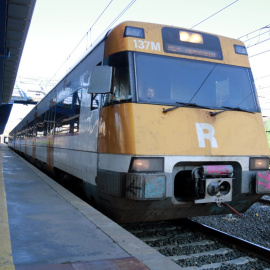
(162, 27, 223, 60)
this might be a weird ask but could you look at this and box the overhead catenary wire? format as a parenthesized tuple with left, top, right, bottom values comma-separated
(249, 49, 270, 58)
(68, 0, 114, 56)
(240, 27, 270, 43)
(240, 25, 270, 48)
(47, 0, 114, 86)
(191, 0, 239, 29)
(46, 0, 136, 89)
(89, 0, 114, 31)
(257, 85, 270, 90)
(247, 37, 270, 48)
(238, 24, 270, 40)
(90, 0, 136, 48)
(255, 74, 270, 80)
(238, 23, 270, 61)
(239, 24, 270, 59)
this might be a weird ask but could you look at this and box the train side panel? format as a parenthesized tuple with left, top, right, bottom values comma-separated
(51, 42, 104, 183)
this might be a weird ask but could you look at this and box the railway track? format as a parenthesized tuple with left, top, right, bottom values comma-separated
(48, 168, 270, 268)
(50, 167, 270, 269)
(121, 219, 270, 269)
(52, 170, 270, 268)
(259, 197, 270, 206)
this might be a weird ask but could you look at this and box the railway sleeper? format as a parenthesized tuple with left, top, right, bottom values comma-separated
(181, 257, 257, 270)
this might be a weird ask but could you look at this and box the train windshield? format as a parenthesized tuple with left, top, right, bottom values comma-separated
(135, 53, 260, 112)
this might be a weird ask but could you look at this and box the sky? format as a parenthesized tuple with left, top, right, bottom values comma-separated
(5, 0, 270, 133)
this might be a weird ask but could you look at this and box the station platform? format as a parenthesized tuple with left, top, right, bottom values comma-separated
(0, 144, 181, 270)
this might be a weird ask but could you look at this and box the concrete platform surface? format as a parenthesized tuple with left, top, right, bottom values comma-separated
(0, 144, 181, 270)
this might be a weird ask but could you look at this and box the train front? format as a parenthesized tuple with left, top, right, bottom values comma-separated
(94, 22, 270, 222)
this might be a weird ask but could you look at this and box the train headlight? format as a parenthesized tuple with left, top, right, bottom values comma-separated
(250, 158, 269, 170)
(234, 45, 248, 55)
(124, 26, 145, 38)
(129, 157, 164, 173)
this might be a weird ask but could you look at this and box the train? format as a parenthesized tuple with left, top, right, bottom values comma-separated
(265, 118, 270, 149)
(9, 21, 270, 222)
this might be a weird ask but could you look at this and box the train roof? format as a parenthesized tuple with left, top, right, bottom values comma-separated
(10, 21, 251, 134)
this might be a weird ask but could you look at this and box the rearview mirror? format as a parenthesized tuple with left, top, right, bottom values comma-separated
(88, 66, 112, 94)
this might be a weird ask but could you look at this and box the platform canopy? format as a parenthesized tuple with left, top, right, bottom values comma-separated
(0, 0, 36, 134)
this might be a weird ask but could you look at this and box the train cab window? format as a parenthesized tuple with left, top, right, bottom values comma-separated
(91, 94, 100, 110)
(135, 53, 260, 112)
(55, 90, 82, 135)
(102, 52, 132, 106)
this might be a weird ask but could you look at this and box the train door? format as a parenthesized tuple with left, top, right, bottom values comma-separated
(78, 44, 106, 198)
(46, 103, 55, 172)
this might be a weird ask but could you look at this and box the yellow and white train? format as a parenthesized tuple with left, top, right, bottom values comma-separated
(9, 21, 270, 222)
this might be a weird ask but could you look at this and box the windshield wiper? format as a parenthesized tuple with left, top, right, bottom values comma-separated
(176, 102, 214, 109)
(163, 102, 213, 113)
(210, 106, 255, 116)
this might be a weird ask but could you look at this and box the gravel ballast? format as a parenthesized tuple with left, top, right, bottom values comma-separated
(192, 197, 270, 249)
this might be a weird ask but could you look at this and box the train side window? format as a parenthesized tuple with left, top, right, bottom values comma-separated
(91, 93, 100, 110)
(89, 62, 102, 111)
(54, 90, 82, 135)
(45, 107, 55, 135)
(28, 121, 34, 138)
(33, 122, 37, 137)
(37, 114, 45, 137)
(102, 52, 132, 106)
(55, 95, 71, 135)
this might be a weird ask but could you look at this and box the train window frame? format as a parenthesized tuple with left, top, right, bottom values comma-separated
(36, 113, 46, 138)
(133, 52, 260, 112)
(101, 52, 135, 107)
(54, 89, 82, 135)
(46, 106, 56, 135)
(91, 93, 101, 111)
(90, 62, 102, 111)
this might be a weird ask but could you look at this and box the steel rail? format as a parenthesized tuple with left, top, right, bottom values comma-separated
(258, 198, 270, 206)
(182, 218, 270, 263)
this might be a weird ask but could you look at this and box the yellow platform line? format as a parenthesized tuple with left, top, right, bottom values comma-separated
(0, 152, 15, 270)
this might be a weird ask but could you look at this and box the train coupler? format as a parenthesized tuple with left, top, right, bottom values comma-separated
(193, 165, 234, 205)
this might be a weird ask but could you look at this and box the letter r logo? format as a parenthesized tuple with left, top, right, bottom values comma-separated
(195, 123, 218, 148)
